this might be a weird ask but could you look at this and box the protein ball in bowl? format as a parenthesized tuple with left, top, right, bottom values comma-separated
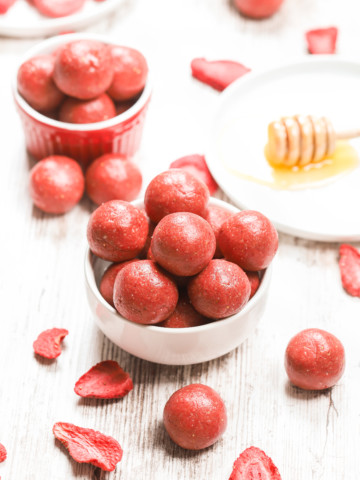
(218, 210, 278, 271)
(87, 200, 148, 262)
(17, 55, 64, 113)
(113, 260, 178, 324)
(144, 169, 209, 223)
(99, 260, 138, 308)
(285, 328, 345, 390)
(58, 93, 116, 124)
(158, 292, 209, 328)
(151, 212, 216, 276)
(107, 46, 148, 102)
(188, 259, 251, 319)
(163, 384, 227, 450)
(204, 205, 233, 258)
(29, 155, 84, 214)
(85, 154, 142, 205)
(53, 40, 114, 100)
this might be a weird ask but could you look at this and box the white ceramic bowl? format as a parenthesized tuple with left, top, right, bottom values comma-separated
(84, 198, 272, 365)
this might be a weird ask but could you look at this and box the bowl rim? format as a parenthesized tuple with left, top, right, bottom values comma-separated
(84, 197, 273, 334)
(12, 32, 152, 131)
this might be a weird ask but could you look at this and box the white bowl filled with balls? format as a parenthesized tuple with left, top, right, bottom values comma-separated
(85, 169, 278, 365)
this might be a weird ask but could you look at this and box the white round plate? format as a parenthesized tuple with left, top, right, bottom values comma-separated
(0, 0, 125, 37)
(206, 57, 360, 242)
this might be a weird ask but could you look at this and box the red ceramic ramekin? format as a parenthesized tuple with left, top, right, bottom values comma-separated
(12, 33, 152, 169)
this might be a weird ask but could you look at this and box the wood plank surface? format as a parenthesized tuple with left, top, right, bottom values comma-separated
(1, 0, 360, 478)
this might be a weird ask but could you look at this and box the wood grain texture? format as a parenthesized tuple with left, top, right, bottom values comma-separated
(1, 0, 360, 478)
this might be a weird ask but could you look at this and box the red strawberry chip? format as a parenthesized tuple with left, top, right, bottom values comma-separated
(169, 154, 218, 195)
(74, 360, 133, 399)
(339, 244, 360, 297)
(33, 328, 68, 359)
(0, 443, 7, 463)
(229, 446, 281, 479)
(305, 27, 338, 54)
(191, 58, 250, 92)
(53, 422, 123, 471)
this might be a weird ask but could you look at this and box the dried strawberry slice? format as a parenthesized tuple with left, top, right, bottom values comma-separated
(74, 360, 133, 399)
(33, 0, 85, 18)
(339, 244, 360, 297)
(229, 446, 282, 479)
(0, 443, 7, 463)
(305, 27, 338, 54)
(33, 328, 68, 359)
(170, 154, 218, 195)
(191, 58, 250, 92)
(0, 0, 16, 14)
(53, 422, 123, 471)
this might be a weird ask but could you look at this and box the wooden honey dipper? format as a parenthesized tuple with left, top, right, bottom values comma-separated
(266, 115, 360, 167)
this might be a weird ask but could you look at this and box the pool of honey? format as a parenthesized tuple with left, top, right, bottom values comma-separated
(226, 141, 359, 190)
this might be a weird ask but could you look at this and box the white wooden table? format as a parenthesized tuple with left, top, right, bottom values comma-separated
(0, 0, 360, 478)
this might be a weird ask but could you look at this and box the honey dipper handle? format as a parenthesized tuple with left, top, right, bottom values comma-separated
(336, 129, 360, 140)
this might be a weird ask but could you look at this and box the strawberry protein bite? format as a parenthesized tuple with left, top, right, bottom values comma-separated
(99, 260, 137, 307)
(58, 93, 116, 124)
(191, 58, 250, 91)
(107, 46, 148, 101)
(285, 328, 345, 390)
(218, 210, 278, 271)
(29, 155, 85, 214)
(158, 292, 209, 328)
(113, 260, 178, 324)
(151, 212, 216, 276)
(204, 205, 233, 258)
(246, 270, 261, 299)
(338, 244, 360, 297)
(17, 55, 64, 113)
(87, 200, 149, 262)
(53, 422, 123, 471)
(33, 328, 69, 359)
(169, 154, 218, 195)
(85, 153, 142, 205)
(229, 446, 282, 479)
(74, 360, 133, 399)
(144, 169, 209, 223)
(163, 384, 227, 450)
(188, 259, 251, 319)
(53, 40, 113, 100)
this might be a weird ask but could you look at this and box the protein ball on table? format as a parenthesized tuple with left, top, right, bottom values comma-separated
(204, 205, 233, 258)
(285, 328, 345, 390)
(113, 260, 178, 324)
(188, 259, 251, 319)
(151, 212, 216, 276)
(53, 40, 113, 100)
(218, 210, 278, 271)
(58, 93, 116, 124)
(29, 155, 84, 214)
(99, 260, 137, 307)
(17, 55, 64, 113)
(163, 384, 227, 450)
(107, 46, 148, 101)
(158, 292, 209, 328)
(85, 154, 142, 205)
(144, 169, 209, 223)
(87, 200, 148, 262)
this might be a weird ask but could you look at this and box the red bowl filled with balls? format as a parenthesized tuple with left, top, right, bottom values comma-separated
(85, 194, 274, 366)
(12, 33, 152, 169)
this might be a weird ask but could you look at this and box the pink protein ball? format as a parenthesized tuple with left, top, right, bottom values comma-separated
(113, 260, 178, 324)
(144, 169, 209, 223)
(204, 205, 233, 258)
(163, 384, 227, 450)
(151, 212, 216, 276)
(53, 40, 113, 100)
(85, 154, 142, 205)
(87, 200, 148, 262)
(188, 259, 251, 319)
(58, 93, 116, 124)
(17, 55, 64, 113)
(29, 155, 84, 214)
(99, 260, 137, 307)
(218, 210, 278, 271)
(158, 292, 209, 328)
